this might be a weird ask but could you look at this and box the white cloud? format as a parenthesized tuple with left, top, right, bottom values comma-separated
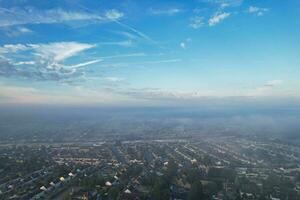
(203, 0, 243, 7)
(208, 12, 230, 26)
(134, 59, 181, 65)
(248, 6, 269, 16)
(67, 59, 103, 69)
(180, 38, 192, 49)
(150, 8, 184, 16)
(100, 53, 146, 59)
(104, 77, 124, 82)
(190, 16, 205, 29)
(0, 42, 96, 81)
(15, 27, 33, 34)
(29, 42, 94, 63)
(0, 7, 124, 27)
(220, 3, 230, 9)
(265, 80, 283, 87)
(113, 31, 138, 40)
(0, 7, 104, 27)
(99, 40, 133, 47)
(245, 80, 283, 96)
(1, 42, 94, 63)
(121, 88, 221, 101)
(4, 26, 33, 37)
(115, 21, 156, 44)
(105, 9, 124, 20)
(0, 84, 131, 105)
(14, 61, 36, 65)
(0, 44, 30, 53)
(98, 59, 181, 68)
(180, 42, 186, 49)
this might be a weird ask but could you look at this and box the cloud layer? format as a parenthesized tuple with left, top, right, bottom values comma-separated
(0, 42, 96, 81)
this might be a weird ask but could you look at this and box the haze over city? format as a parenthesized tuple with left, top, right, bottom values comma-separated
(0, 0, 300, 200)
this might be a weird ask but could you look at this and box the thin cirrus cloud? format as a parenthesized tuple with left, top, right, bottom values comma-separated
(98, 40, 134, 47)
(3, 26, 33, 37)
(208, 12, 231, 26)
(0, 42, 96, 81)
(189, 0, 249, 29)
(104, 77, 124, 82)
(0, 40, 153, 83)
(180, 42, 186, 49)
(100, 53, 146, 59)
(95, 59, 181, 68)
(0, 6, 155, 48)
(29, 42, 95, 63)
(67, 59, 103, 69)
(203, 0, 243, 7)
(189, 16, 205, 29)
(120, 80, 284, 102)
(0, 84, 129, 105)
(104, 9, 124, 20)
(149, 7, 184, 16)
(265, 80, 283, 87)
(0, 7, 124, 27)
(247, 6, 269, 16)
(245, 80, 283, 97)
(180, 38, 191, 49)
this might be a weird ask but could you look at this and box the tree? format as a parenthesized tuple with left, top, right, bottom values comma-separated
(165, 159, 177, 181)
(188, 181, 206, 200)
(186, 168, 201, 184)
(63, 192, 72, 200)
(108, 187, 120, 200)
(151, 177, 170, 200)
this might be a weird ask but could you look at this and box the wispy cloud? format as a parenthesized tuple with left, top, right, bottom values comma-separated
(203, 0, 243, 7)
(98, 40, 134, 47)
(0, 7, 124, 27)
(98, 59, 181, 68)
(208, 12, 230, 26)
(133, 59, 181, 65)
(67, 59, 103, 69)
(117, 80, 286, 102)
(0, 84, 130, 105)
(118, 88, 217, 101)
(100, 53, 146, 59)
(265, 80, 283, 87)
(180, 42, 186, 49)
(14, 61, 36, 65)
(113, 31, 139, 40)
(65, 4, 156, 47)
(104, 76, 124, 82)
(190, 16, 205, 29)
(2, 26, 33, 37)
(30, 42, 95, 63)
(105, 9, 124, 20)
(0, 44, 30, 53)
(114, 21, 156, 45)
(149, 7, 184, 16)
(180, 38, 191, 49)
(245, 80, 283, 96)
(0, 42, 96, 81)
(247, 6, 269, 16)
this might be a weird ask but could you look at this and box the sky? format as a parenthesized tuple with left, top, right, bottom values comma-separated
(0, 0, 299, 106)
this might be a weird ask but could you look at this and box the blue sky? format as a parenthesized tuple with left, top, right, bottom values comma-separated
(0, 0, 299, 106)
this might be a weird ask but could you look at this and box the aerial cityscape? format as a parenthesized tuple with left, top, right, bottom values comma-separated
(2, 132, 300, 200)
(1, 107, 300, 200)
(0, 0, 300, 199)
